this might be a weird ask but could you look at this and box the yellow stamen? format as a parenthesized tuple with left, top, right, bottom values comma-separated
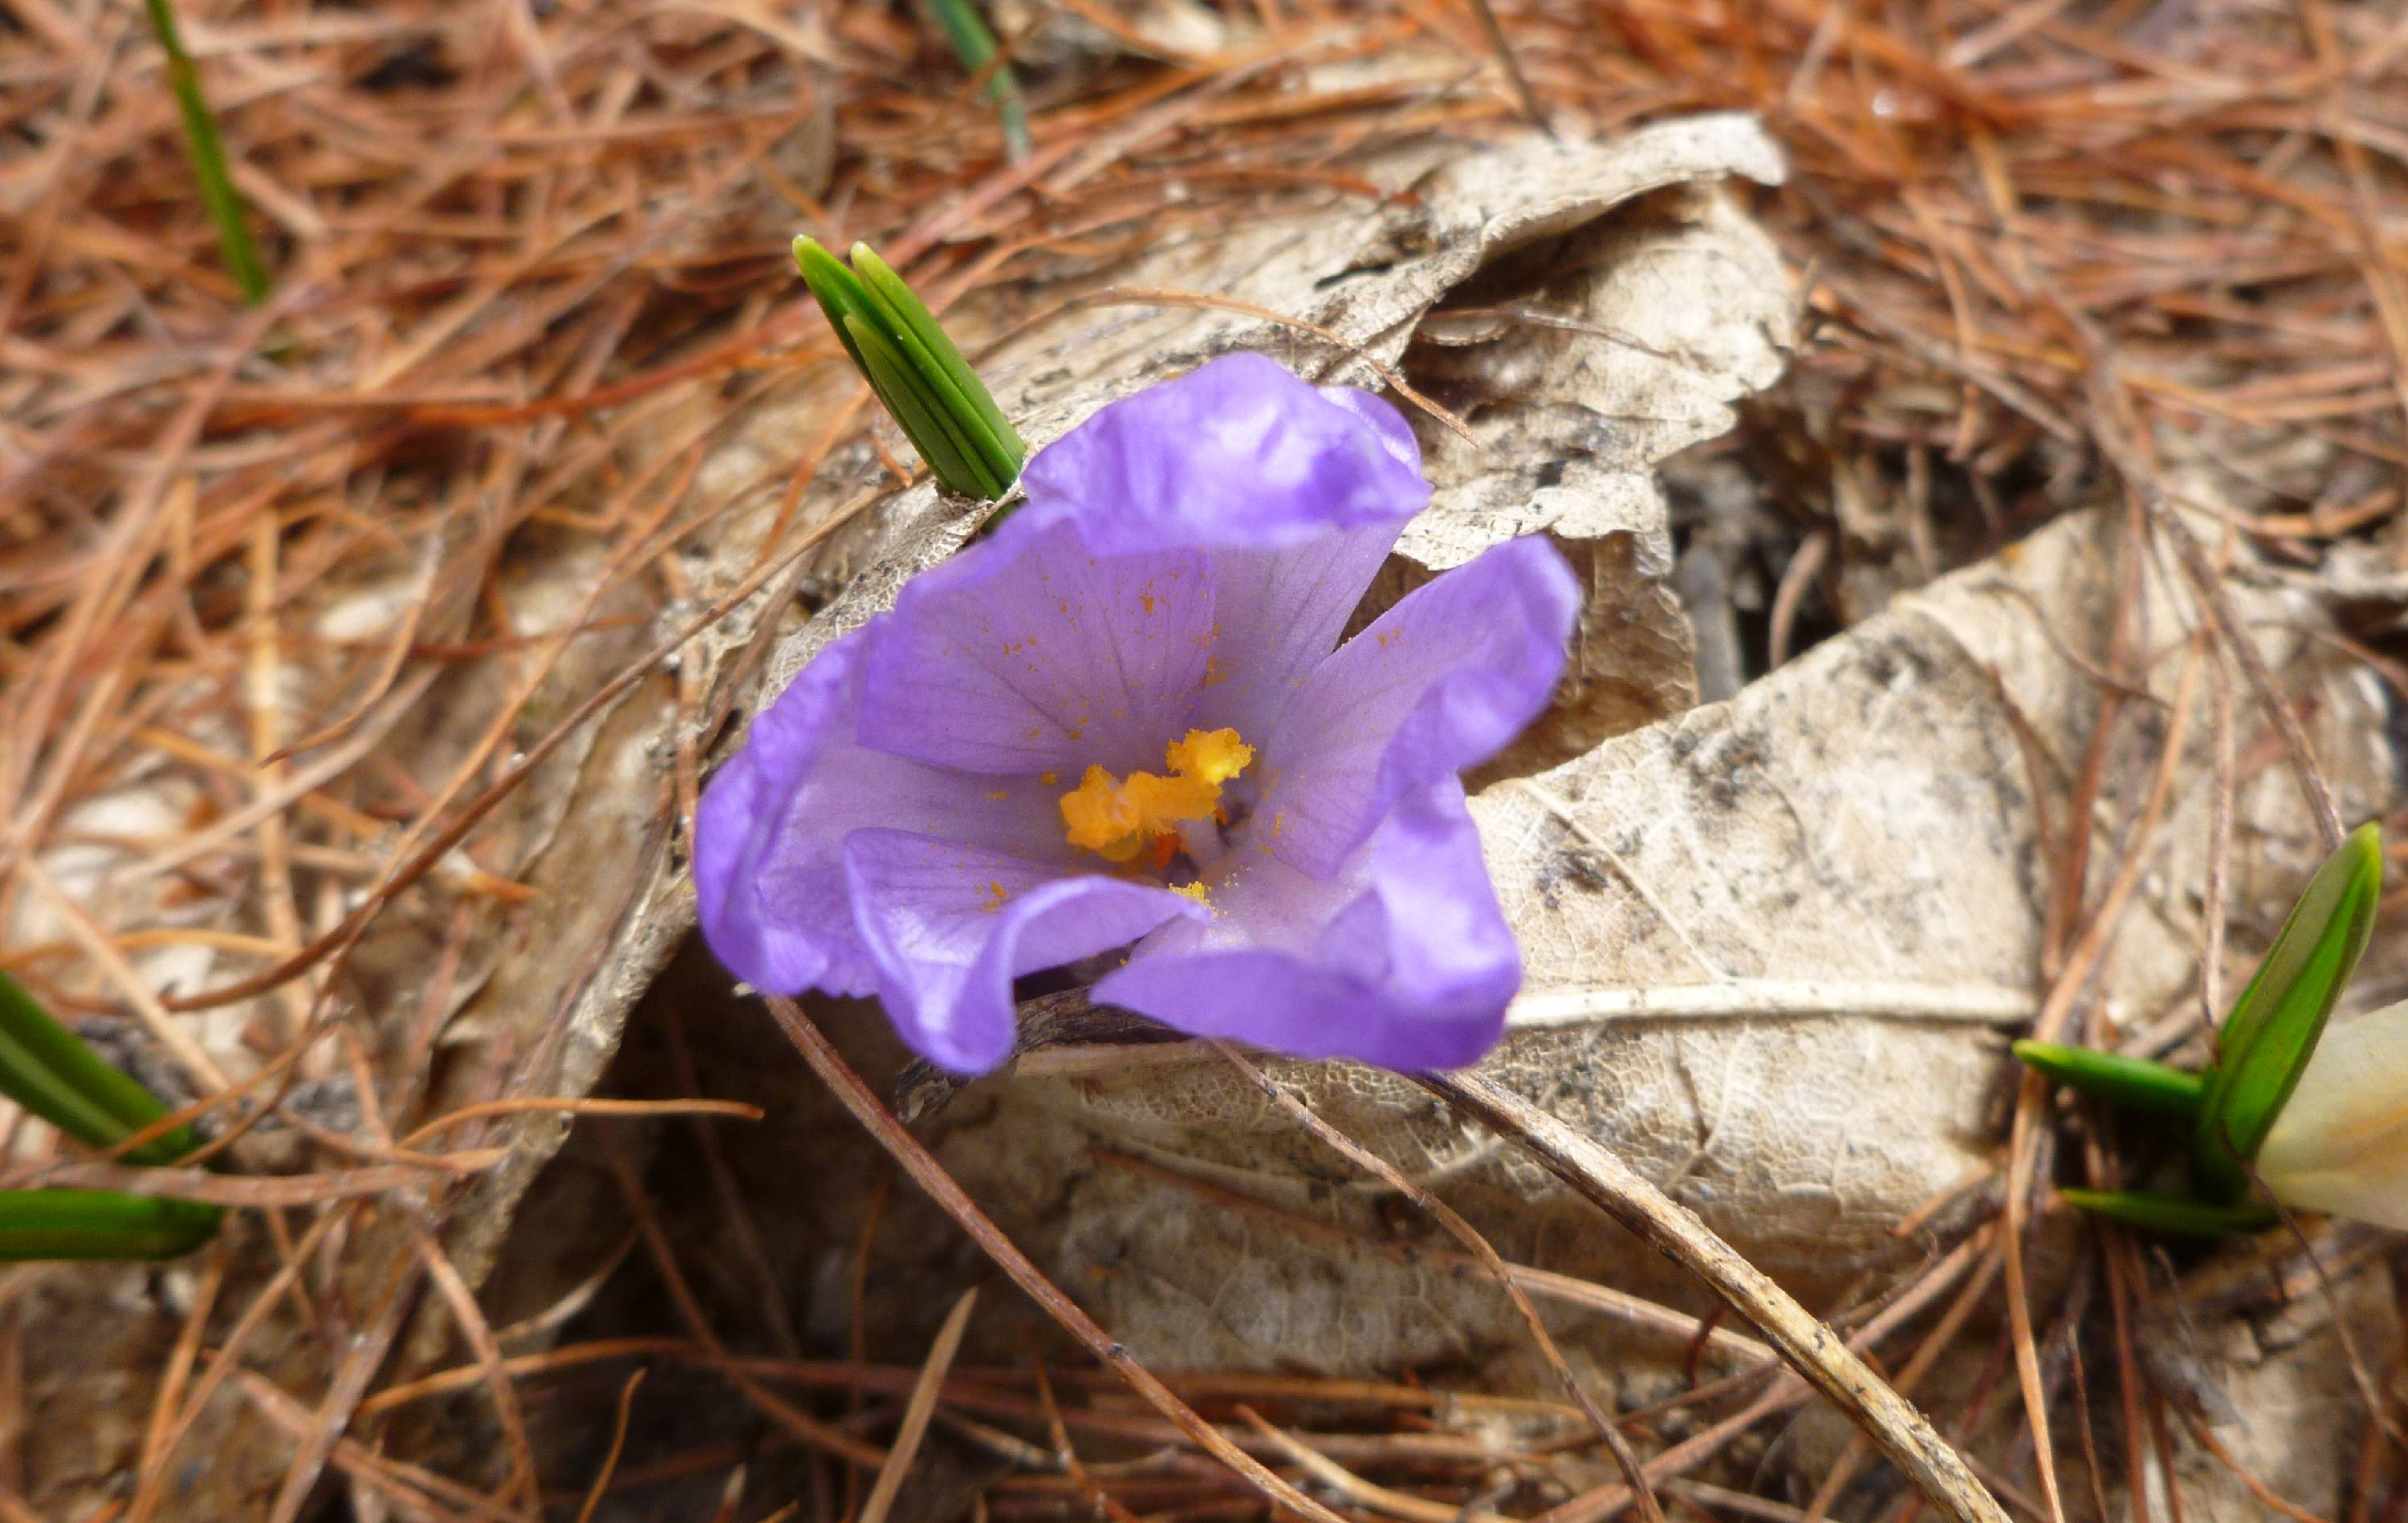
(1058, 727, 1255, 864)
(1165, 727, 1252, 786)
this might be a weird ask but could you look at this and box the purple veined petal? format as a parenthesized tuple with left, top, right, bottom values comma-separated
(1191, 524, 1403, 740)
(844, 831, 1201, 1073)
(1251, 535, 1578, 878)
(694, 631, 1072, 999)
(1015, 354, 1431, 557)
(858, 520, 1214, 777)
(1095, 782, 1519, 1070)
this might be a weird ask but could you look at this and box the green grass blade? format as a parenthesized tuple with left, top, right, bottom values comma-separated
(850, 243, 1025, 487)
(140, 0, 269, 303)
(0, 1191, 222, 1262)
(846, 316, 999, 498)
(2059, 1188, 2276, 1238)
(2194, 822, 2384, 1200)
(2013, 1040, 2206, 1119)
(916, 0, 1031, 162)
(0, 973, 197, 1165)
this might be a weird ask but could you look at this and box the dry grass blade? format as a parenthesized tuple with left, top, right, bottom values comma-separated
(407, 1215, 543, 1517)
(1419, 1070, 2008, 1523)
(42, 1155, 508, 1205)
(2000, 634, 2206, 1523)
(766, 995, 1353, 1523)
(396, 1096, 764, 1148)
(575, 1371, 646, 1523)
(239, 1370, 525, 1523)
(594, 1130, 889, 1471)
(1237, 1407, 1516, 1523)
(265, 1257, 425, 1523)
(858, 1289, 979, 1523)
(1214, 1042, 1665, 1523)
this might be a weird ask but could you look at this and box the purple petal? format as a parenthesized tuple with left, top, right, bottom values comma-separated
(1095, 782, 1517, 1069)
(1015, 354, 1431, 555)
(1316, 381, 1423, 475)
(1190, 525, 1402, 739)
(858, 522, 1214, 777)
(1254, 536, 1578, 877)
(694, 632, 1072, 997)
(844, 831, 1198, 1073)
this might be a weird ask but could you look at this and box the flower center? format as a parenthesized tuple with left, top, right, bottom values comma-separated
(1058, 728, 1254, 869)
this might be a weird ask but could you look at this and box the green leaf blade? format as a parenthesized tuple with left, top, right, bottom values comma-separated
(2013, 1040, 2206, 1119)
(0, 973, 197, 1165)
(0, 1191, 222, 1262)
(850, 243, 1026, 487)
(2194, 821, 2384, 1201)
(913, 0, 1031, 161)
(141, 0, 269, 302)
(846, 316, 999, 499)
(794, 236, 884, 380)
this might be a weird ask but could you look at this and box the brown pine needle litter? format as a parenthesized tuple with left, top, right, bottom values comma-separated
(4, 0, 2407, 1520)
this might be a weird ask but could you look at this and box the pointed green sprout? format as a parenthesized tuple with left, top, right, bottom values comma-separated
(916, 0, 1031, 163)
(0, 972, 222, 1261)
(793, 238, 1026, 503)
(2012, 1041, 2205, 1119)
(2191, 822, 2383, 1203)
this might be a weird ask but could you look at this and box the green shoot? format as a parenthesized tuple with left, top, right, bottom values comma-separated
(2193, 822, 2383, 1202)
(917, 0, 1032, 163)
(0, 1190, 222, 1262)
(792, 238, 1024, 502)
(2012, 1040, 2205, 1119)
(140, 0, 270, 303)
(0, 972, 198, 1167)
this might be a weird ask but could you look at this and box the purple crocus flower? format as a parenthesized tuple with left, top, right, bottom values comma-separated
(695, 353, 1578, 1074)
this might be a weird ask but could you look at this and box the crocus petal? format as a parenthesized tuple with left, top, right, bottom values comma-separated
(1094, 782, 1517, 1069)
(2256, 999, 2408, 1231)
(1317, 381, 1424, 475)
(1015, 353, 1431, 556)
(858, 522, 1214, 777)
(694, 632, 1071, 998)
(1253, 536, 1578, 877)
(1191, 526, 1403, 739)
(844, 831, 1198, 1073)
